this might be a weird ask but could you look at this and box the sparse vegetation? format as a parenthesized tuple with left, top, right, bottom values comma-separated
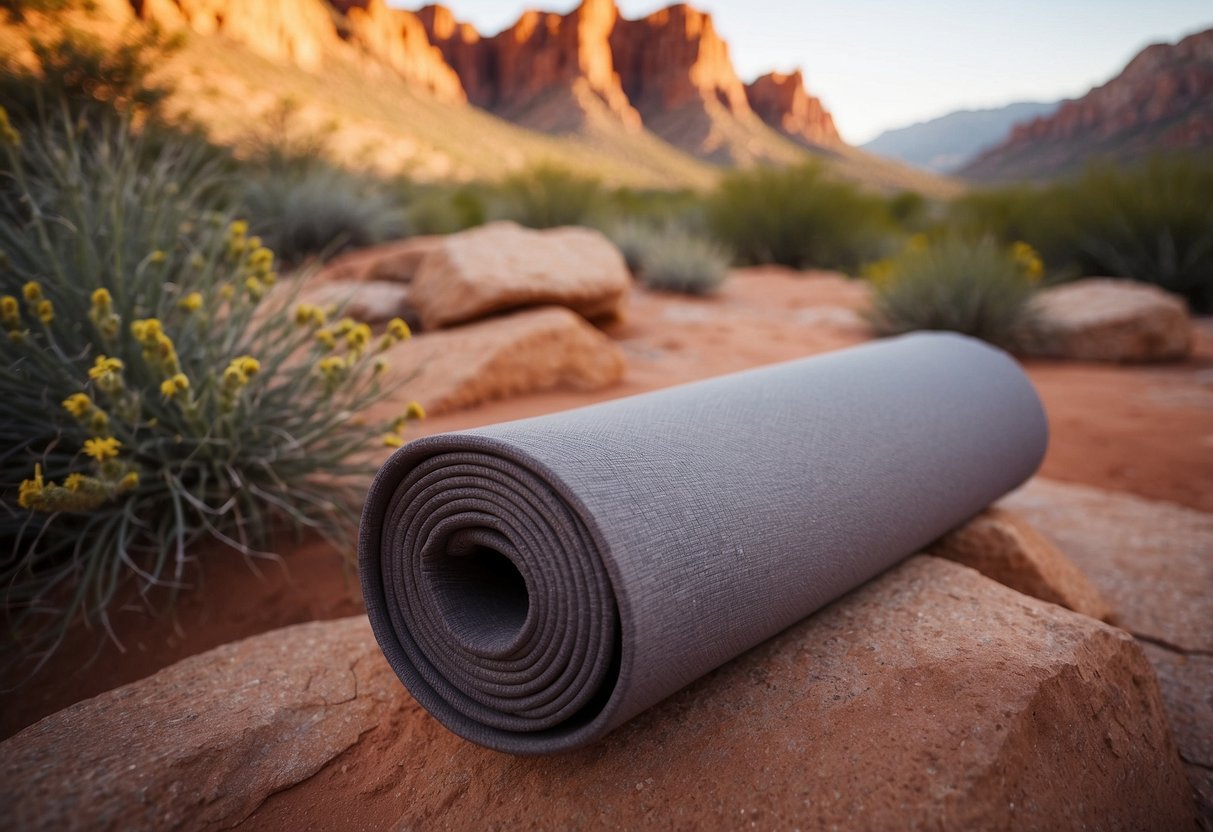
(706, 163, 894, 272)
(495, 163, 604, 229)
(0, 113, 418, 670)
(633, 227, 731, 295)
(949, 156, 1213, 312)
(865, 236, 1042, 347)
(240, 168, 406, 267)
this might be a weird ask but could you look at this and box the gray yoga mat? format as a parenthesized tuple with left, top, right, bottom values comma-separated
(360, 332, 1048, 754)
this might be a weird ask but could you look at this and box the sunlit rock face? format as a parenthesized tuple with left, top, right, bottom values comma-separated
(746, 70, 842, 148)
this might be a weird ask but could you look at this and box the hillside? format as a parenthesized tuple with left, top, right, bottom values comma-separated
(861, 101, 1058, 173)
(963, 27, 1213, 182)
(0, 0, 956, 194)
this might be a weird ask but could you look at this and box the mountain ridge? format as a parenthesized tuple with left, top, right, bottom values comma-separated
(962, 27, 1213, 181)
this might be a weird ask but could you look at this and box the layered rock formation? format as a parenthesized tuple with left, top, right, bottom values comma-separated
(746, 70, 842, 147)
(110, 0, 848, 165)
(965, 27, 1213, 180)
(134, 0, 465, 101)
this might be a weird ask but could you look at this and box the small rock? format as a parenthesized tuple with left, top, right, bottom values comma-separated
(1019, 278, 1192, 362)
(928, 507, 1113, 621)
(297, 279, 415, 325)
(316, 236, 442, 283)
(381, 305, 626, 415)
(409, 221, 630, 329)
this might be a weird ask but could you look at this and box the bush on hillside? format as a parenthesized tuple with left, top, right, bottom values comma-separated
(705, 163, 893, 272)
(495, 163, 604, 228)
(865, 236, 1042, 348)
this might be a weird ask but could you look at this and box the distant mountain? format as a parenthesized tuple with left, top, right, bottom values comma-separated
(963, 27, 1213, 182)
(4, 0, 956, 194)
(861, 102, 1059, 173)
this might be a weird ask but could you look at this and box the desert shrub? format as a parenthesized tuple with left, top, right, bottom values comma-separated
(1052, 156, 1213, 312)
(405, 183, 488, 235)
(240, 168, 406, 266)
(866, 236, 1042, 347)
(949, 156, 1213, 311)
(495, 163, 604, 228)
(602, 219, 661, 274)
(0, 114, 419, 669)
(633, 228, 730, 295)
(706, 163, 893, 271)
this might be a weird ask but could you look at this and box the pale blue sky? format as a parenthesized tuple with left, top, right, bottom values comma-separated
(398, 1, 1212, 143)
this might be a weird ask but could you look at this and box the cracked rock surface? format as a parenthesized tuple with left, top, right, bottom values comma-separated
(1002, 478, 1213, 825)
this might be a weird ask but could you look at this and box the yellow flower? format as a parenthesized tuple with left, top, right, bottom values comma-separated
(22, 281, 41, 302)
(83, 437, 122, 462)
(244, 276, 265, 300)
(36, 299, 53, 324)
(149, 250, 167, 265)
(346, 322, 372, 353)
(219, 284, 235, 300)
(248, 246, 274, 275)
(62, 393, 93, 417)
(18, 464, 45, 509)
(333, 317, 355, 336)
(131, 318, 163, 342)
(1011, 241, 1044, 283)
(8, 330, 26, 344)
(406, 401, 426, 421)
(228, 220, 249, 236)
(189, 252, 206, 270)
(64, 473, 86, 492)
(89, 411, 109, 434)
(91, 288, 112, 310)
(1, 295, 18, 327)
(119, 471, 140, 490)
(236, 356, 260, 376)
(160, 378, 178, 399)
(315, 328, 336, 350)
(387, 318, 411, 342)
(179, 292, 203, 312)
(0, 105, 20, 147)
(316, 356, 346, 381)
(373, 357, 388, 375)
(382, 433, 404, 448)
(88, 355, 124, 380)
(171, 372, 190, 392)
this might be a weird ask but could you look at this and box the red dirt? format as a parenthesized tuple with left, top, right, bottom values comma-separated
(4, 268, 1211, 738)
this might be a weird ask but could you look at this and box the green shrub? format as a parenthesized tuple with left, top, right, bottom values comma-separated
(495, 163, 604, 228)
(866, 236, 1041, 347)
(1055, 157, 1213, 312)
(0, 114, 418, 669)
(602, 219, 660, 274)
(634, 228, 731, 295)
(706, 163, 893, 271)
(241, 169, 406, 266)
(405, 183, 488, 235)
(949, 156, 1213, 311)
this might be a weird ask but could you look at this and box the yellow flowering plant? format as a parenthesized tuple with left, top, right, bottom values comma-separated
(865, 236, 1041, 349)
(1, 114, 418, 669)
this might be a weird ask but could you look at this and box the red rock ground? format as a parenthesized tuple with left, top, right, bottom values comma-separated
(3, 267, 1211, 738)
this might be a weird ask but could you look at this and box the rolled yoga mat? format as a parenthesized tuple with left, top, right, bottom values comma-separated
(360, 332, 1048, 754)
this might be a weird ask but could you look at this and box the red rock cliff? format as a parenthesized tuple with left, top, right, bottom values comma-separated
(965, 27, 1213, 179)
(135, 0, 465, 102)
(746, 70, 841, 147)
(609, 3, 751, 117)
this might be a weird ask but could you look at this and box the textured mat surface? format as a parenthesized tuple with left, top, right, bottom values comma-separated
(360, 333, 1048, 753)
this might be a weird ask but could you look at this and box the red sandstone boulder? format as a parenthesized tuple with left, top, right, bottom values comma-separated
(380, 305, 627, 414)
(928, 506, 1114, 621)
(317, 236, 442, 284)
(408, 221, 630, 329)
(1018, 278, 1192, 363)
(1, 557, 1194, 830)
